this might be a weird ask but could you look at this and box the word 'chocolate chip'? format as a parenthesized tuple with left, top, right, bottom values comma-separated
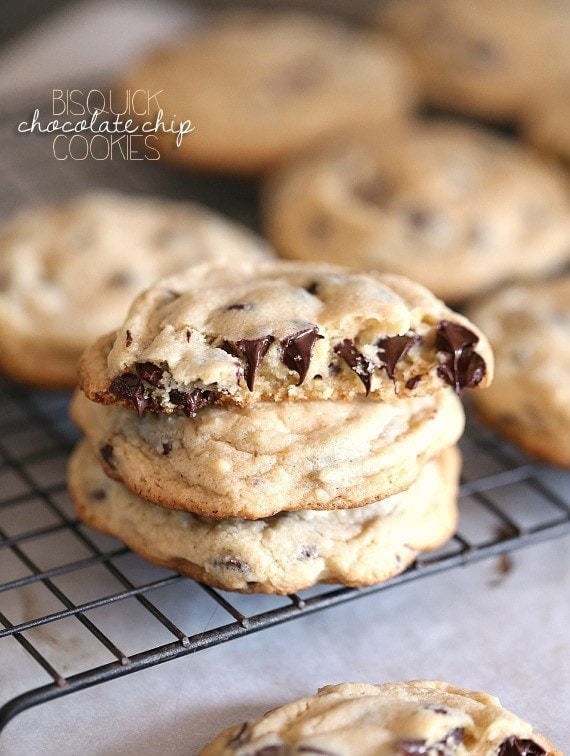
(334, 339, 375, 394)
(498, 737, 546, 756)
(234, 336, 275, 391)
(377, 333, 419, 379)
(435, 320, 486, 393)
(281, 326, 323, 385)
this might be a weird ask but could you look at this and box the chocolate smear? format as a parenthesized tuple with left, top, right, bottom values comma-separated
(135, 362, 164, 387)
(162, 442, 172, 455)
(281, 326, 323, 385)
(334, 339, 375, 394)
(99, 444, 115, 470)
(377, 333, 420, 379)
(406, 375, 422, 390)
(213, 556, 249, 573)
(397, 727, 463, 755)
(109, 373, 151, 416)
(304, 281, 319, 296)
(435, 320, 486, 393)
(233, 336, 275, 391)
(226, 302, 254, 312)
(169, 388, 218, 418)
(498, 737, 545, 756)
(125, 330, 133, 347)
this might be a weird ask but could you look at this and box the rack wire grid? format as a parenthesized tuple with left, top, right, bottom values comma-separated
(1, 94, 569, 735)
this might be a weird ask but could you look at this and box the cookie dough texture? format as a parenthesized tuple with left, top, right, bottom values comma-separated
(68, 442, 460, 594)
(468, 277, 570, 467)
(71, 384, 465, 518)
(264, 121, 570, 302)
(377, 0, 570, 123)
(201, 680, 560, 755)
(119, 11, 415, 174)
(0, 192, 270, 389)
(79, 260, 493, 412)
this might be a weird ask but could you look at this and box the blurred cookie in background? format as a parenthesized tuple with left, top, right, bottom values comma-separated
(524, 79, 570, 162)
(119, 11, 416, 175)
(468, 276, 570, 468)
(376, 0, 570, 124)
(0, 191, 270, 389)
(264, 120, 570, 302)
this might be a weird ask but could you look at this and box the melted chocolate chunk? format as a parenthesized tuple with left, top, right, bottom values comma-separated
(213, 556, 248, 573)
(125, 329, 133, 347)
(281, 326, 323, 385)
(435, 320, 486, 393)
(89, 488, 107, 501)
(109, 372, 150, 416)
(135, 361, 164, 387)
(377, 333, 420, 379)
(226, 302, 254, 312)
(169, 388, 218, 418)
(497, 737, 546, 756)
(162, 442, 172, 455)
(333, 339, 375, 394)
(99, 444, 115, 469)
(397, 727, 463, 756)
(233, 336, 275, 391)
(406, 375, 422, 390)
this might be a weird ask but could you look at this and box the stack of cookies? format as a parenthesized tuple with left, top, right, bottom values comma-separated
(69, 259, 493, 594)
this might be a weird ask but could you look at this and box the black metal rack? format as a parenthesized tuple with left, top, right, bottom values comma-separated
(0, 95, 569, 737)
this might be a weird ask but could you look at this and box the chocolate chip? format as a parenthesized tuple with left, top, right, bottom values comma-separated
(169, 388, 218, 418)
(135, 361, 164, 387)
(299, 545, 317, 560)
(162, 442, 172, 455)
(281, 326, 323, 385)
(213, 556, 249, 573)
(333, 339, 375, 394)
(377, 334, 420, 379)
(233, 336, 275, 391)
(304, 281, 319, 296)
(406, 375, 422, 390)
(99, 444, 115, 470)
(186, 330, 191, 342)
(125, 330, 133, 347)
(107, 270, 133, 288)
(435, 320, 486, 393)
(89, 488, 107, 501)
(397, 727, 463, 755)
(225, 302, 254, 312)
(425, 705, 449, 715)
(497, 737, 546, 756)
(109, 372, 150, 416)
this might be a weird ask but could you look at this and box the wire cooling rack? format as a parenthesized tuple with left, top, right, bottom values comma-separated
(0, 94, 569, 734)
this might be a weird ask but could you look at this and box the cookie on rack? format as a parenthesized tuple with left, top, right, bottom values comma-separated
(468, 277, 570, 468)
(68, 441, 460, 594)
(263, 120, 570, 302)
(0, 192, 270, 389)
(376, 0, 570, 123)
(71, 377, 465, 518)
(200, 679, 560, 754)
(119, 11, 415, 174)
(78, 260, 493, 413)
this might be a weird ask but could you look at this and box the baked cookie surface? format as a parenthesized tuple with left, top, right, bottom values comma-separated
(200, 679, 560, 754)
(377, 0, 570, 123)
(468, 277, 570, 467)
(71, 381, 464, 518)
(119, 11, 415, 174)
(68, 442, 460, 594)
(0, 192, 269, 389)
(264, 121, 570, 302)
(79, 260, 493, 412)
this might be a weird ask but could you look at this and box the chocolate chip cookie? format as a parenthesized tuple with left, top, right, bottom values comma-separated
(264, 121, 570, 302)
(0, 192, 270, 389)
(377, 0, 570, 124)
(468, 277, 570, 467)
(68, 441, 460, 594)
(119, 11, 415, 174)
(78, 260, 493, 413)
(200, 680, 560, 754)
(71, 379, 465, 518)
